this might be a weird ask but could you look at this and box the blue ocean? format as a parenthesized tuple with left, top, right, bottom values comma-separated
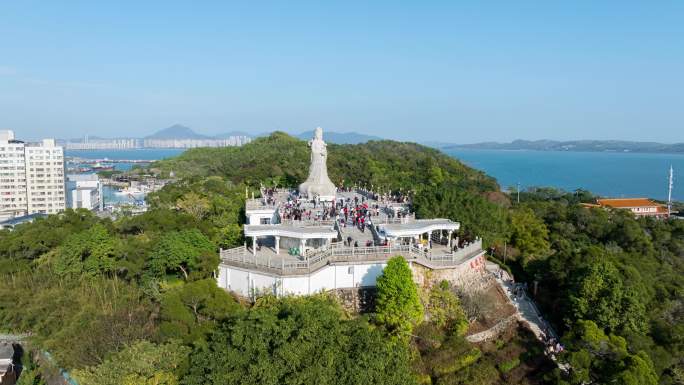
(446, 149, 683, 202)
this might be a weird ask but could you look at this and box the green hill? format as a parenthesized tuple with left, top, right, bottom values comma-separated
(152, 132, 509, 244)
(155, 131, 499, 193)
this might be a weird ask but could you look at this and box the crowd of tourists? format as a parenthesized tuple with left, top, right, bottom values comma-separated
(337, 194, 379, 234)
(354, 187, 412, 205)
(279, 196, 336, 222)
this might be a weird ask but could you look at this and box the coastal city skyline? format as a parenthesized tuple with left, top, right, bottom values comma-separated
(1, 1, 683, 143)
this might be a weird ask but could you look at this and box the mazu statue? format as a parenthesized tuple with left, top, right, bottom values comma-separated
(298, 127, 337, 201)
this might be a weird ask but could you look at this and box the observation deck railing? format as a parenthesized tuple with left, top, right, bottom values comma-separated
(421, 238, 483, 266)
(221, 244, 419, 274)
(219, 238, 484, 275)
(279, 218, 337, 227)
(381, 212, 415, 224)
(246, 199, 279, 210)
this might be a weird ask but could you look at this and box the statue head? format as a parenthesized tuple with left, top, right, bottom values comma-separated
(314, 127, 323, 141)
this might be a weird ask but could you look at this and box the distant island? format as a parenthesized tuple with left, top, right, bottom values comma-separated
(439, 139, 684, 154)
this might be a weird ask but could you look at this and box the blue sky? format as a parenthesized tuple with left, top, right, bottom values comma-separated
(0, 1, 682, 142)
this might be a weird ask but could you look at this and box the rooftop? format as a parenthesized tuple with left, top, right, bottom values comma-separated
(379, 218, 460, 237)
(597, 198, 663, 208)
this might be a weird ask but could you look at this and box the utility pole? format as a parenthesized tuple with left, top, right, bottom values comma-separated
(517, 182, 521, 204)
(503, 240, 507, 265)
(668, 165, 674, 216)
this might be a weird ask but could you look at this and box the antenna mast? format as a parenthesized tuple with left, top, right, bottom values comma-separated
(667, 165, 674, 216)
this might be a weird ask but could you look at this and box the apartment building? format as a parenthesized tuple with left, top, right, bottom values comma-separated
(0, 130, 66, 221)
(0, 130, 28, 219)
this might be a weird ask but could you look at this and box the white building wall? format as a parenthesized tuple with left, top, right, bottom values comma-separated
(67, 174, 101, 210)
(251, 273, 279, 295)
(228, 268, 250, 295)
(308, 266, 336, 293)
(25, 139, 65, 215)
(0, 132, 66, 219)
(218, 266, 229, 288)
(0, 135, 28, 220)
(353, 263, 386, 287)
(247, 212, 274, 225)
(218, 261, 389, 297)
(282, 275, 310, 296)
(334, 265, 355, 288)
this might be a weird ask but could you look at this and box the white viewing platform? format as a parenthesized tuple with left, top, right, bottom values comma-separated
(219, 187, 485, 297)
(216, 127, 486, 297)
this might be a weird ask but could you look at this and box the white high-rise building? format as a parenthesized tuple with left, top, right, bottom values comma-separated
(0, 130, 29, 219)
(0, 130, 66, 220)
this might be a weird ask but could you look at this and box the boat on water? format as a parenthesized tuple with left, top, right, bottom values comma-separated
(91, 162, 115, 171)
(115, 187, 145, 195)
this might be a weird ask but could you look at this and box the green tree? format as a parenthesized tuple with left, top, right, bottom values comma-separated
(215, 223, 243, 249)
(509, 207, 551, 264)
(159, 279, 241, 343)
(428, 281, 468, 336)
(176, 192, 210, 220)
(146, 229, 216, 280)
(182, 296, 416, 385)
(72, 340, 190, 385)
(569, 258, 647, 333)
(413, 184, 510, 247)
(561, 320, 658, 385)
(375, 256, 423, 335)
(53, 223, 118, 277)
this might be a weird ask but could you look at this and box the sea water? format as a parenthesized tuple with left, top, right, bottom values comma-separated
(446, 149, 683, 201)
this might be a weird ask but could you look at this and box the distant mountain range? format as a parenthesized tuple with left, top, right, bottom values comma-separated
(438, 139, 684, 154)
(66, 125, 378, 144)
(147, 125, 382, 144)
(145, 124, 250, 140)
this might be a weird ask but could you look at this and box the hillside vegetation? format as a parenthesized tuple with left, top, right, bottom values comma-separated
(0, 133, 681, 384)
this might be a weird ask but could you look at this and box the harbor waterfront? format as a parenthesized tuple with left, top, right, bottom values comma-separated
(66, 148, 186, 170)
(66, 148, 185, 205)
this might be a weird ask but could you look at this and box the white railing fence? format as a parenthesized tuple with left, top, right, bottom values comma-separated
(220, 238, 483, 273)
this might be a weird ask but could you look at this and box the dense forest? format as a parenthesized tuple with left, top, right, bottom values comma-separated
(0, 132, 681, 384)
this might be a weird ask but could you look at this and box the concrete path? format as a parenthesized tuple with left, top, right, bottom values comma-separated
(484, 263, 570, 371)
(0, 333, 28, 342)
(338, 221, 376, 246)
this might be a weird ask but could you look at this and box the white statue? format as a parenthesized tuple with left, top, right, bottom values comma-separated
(299, 127, 336, 200)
